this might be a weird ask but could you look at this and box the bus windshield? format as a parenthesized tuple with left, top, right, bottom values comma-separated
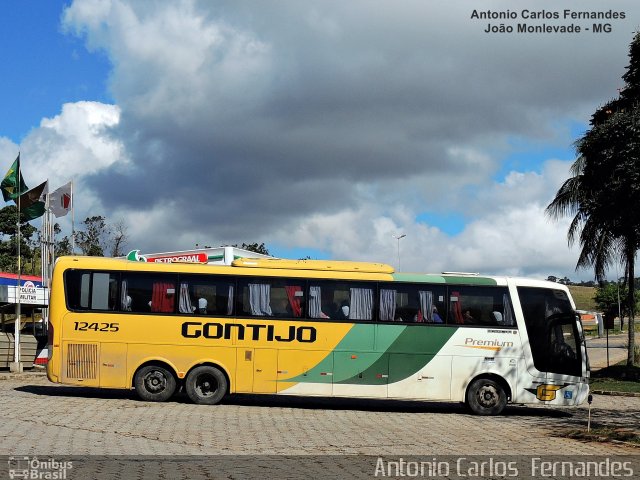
(518, 286, 584, 377)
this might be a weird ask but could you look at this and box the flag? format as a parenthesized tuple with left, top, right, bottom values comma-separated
(18, 180, 48, 221)
(49, 180, 72, 217)
(1, 154, 28, 202)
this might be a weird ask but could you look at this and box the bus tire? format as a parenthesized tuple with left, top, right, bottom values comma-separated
(466, 378, 507, 415)
(134, 365, 176, 402)
(185, 365, 227, 405)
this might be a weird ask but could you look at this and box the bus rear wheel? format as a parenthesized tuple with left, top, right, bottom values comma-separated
(185, 366, 227, 405)
(466, 378, 507, 415)
(134, 365, 176, 402)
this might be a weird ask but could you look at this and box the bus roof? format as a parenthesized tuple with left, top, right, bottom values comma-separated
(232, 257, 395, 274)
(54, 256, 570, 291)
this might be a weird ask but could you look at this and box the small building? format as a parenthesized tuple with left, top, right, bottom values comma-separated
(0, 273, 48, 369)
(577, 310, 604, 337)
(126, 245, 272, 265)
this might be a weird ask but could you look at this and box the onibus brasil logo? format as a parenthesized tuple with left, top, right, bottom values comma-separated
(8, 456, 72, 479)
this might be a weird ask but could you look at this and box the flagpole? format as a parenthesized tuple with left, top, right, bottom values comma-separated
(71, 179, 75, 253)
(12, 156, 22, 372)
(41, 192, 52, 334)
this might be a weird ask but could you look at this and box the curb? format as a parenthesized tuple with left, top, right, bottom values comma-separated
(592, 389, 640, 398)
(0, 369, 47, 381)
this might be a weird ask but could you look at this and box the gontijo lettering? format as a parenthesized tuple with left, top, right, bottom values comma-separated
(182, 321, 317, 343)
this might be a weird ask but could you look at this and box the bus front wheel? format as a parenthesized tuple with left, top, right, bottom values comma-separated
(134, 365, 176, 402)
(185, 366, 228, 405)
(466, 378, 507, 415)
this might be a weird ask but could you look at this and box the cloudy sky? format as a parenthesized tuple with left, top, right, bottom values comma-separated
(0, 0, 637, 280)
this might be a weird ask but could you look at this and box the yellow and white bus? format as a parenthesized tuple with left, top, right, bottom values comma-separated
(46, 255, 589, 415)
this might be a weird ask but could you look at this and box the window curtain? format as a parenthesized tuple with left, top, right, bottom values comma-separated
(227, 285, 234, 315)
(379, 289, 397, 321)
(285, 285, 303, 317)
(151, 282, 175, 313)
(503, 293, 515, 326)
(309, 286, 322, 318)
(121, 279, 131, 311)
(349, 287, 373, 320)
(178, 283, 194, 314)
(418, 291, 434, 323)
(451, 291, 464, 324)
(249, 283, 272, 316)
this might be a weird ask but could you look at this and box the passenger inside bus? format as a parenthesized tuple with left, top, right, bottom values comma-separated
(432, 306, 443, 323)
(197, 297, 208, 314)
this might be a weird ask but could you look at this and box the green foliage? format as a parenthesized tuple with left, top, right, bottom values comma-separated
(73, 216, 128, 257)
(546, 31, 640, 366)
(75, 216, 108, 256)
(594, 282, 630, 321)
(0, 206, 128, 276)
(237, 242, 270, 255)
(0, 205, 38, 273)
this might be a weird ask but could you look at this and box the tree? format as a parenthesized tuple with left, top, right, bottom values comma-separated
(236, 242, 270, 255)
(108, 219, 128, 257)
(0, 205, 38, 273)
(53, 224, 73, 257)
(546, 32, 640, 366)
(594, 282, 629, 329)
(75, 216, 108, 256)
(74, 216, 127, 257)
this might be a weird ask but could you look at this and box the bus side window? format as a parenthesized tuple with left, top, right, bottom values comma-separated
(121, 273, 177, 313)
(309, 281, 374, 321)
(447, 286, 512, 326)
(179, 275, 235, 316)
(65, 270, 120, 311)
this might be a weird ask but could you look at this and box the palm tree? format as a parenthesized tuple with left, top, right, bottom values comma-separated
(547, 96, 640, 366)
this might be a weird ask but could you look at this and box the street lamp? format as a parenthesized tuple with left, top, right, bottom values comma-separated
(392, 234, 406, 271)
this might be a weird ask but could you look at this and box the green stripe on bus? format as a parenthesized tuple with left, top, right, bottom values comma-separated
(336, 325, 457, 384)
(286, 324, 405, 383)
(287, 324, 458, 385)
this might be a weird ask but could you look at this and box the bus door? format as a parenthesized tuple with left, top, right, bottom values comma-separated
(235, 347, 278, 393)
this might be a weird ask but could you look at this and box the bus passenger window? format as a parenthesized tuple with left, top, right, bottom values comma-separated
(120, 273, 177, 313)
(179, 275, 235, 316)
(379, 283, 446, 324)
(447, 286, 512, 326)
(65, 270, 119, 311)
(308, 281, 373, 321)
(270, 284, 304, 318)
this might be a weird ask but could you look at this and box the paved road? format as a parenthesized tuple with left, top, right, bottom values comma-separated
(0, 333, 637, 479)
(0, 373, 636, 456)
(585, 333, 629, 369)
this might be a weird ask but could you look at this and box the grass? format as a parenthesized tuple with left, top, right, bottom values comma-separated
(562, 428, 640, 446)
(568, 285, 597, 311)
(590, 363, 640, 393)
(559, 363, 640, 447)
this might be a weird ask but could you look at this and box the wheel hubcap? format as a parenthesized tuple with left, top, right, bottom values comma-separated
(478, 385, 498, 407)
(145, 372, 166, 393)
(196, 375, 217, 397)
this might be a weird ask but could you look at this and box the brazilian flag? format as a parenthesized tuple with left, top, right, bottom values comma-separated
(1, 154, 28, 202)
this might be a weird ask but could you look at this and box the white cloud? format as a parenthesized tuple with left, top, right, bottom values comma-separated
(13, 0, 630, 282)
(16, 101, 125, 228)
